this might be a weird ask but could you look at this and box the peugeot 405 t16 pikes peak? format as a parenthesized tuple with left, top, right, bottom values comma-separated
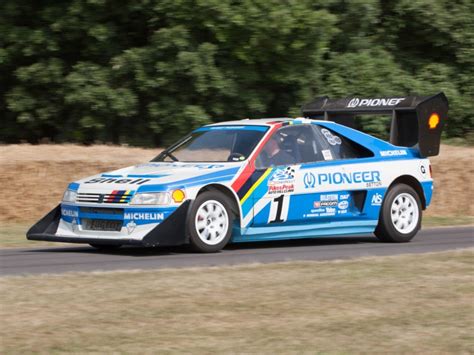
(28, 93, 448, 252)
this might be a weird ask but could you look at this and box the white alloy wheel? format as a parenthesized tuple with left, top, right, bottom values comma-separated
(390, 192, 419, 234)
(194, 200, 229, 246)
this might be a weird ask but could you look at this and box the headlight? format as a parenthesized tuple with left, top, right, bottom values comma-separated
(130, 192, 170, 205)
(62, 190, 77, 203)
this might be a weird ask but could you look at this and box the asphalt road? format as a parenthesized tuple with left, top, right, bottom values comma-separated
(1, 226, 472, 276)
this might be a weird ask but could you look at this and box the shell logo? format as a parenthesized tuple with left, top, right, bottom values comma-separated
(171, 189, 186, 203)
(428, 113, 440, 129)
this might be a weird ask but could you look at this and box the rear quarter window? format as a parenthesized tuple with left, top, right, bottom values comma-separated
(313, 125, 373, 161)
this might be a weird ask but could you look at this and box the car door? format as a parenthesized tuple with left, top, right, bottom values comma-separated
(250, 123, 372, 227)
(294, 124, 376, 224)
(250, 124, 320, 227)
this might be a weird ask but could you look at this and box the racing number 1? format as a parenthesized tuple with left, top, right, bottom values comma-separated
(268, 194, 289, 224)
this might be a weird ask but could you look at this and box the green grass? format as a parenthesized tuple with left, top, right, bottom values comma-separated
(0, 216, 472, 248)
(1, 250, 473, 353)
(0, 223, 36, 248)
(423, 215, 474, 227)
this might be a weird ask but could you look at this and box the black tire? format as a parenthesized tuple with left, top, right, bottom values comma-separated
(89, 243, 122, 251)
(186, 191, 234, 253)
(375, 184, 422, 243)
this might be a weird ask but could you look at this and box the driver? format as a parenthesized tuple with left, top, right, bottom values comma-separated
(260, 135, 295, 166)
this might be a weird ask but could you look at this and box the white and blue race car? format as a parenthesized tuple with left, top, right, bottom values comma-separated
(28, 93, 448, 252)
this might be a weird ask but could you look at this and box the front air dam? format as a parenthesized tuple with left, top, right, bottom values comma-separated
(26, 201, 191, 247)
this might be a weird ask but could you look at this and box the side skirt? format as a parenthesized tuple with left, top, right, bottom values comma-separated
(231, 220, 378, 243)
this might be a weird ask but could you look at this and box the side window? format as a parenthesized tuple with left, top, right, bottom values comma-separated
(313, 125, 373, 160)
(255, 125, 323, 169)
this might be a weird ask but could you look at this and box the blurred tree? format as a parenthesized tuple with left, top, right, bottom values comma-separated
(0, 0, 471, 145)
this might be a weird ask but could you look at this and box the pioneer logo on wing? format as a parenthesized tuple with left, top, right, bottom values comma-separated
(347, 97, 405, 108)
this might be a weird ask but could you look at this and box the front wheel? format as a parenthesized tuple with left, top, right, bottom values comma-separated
(187, 191, 234, 252)
(375, 184, 422, 243)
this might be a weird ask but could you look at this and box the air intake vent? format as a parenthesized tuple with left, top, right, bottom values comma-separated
(76, 191, 135, 204)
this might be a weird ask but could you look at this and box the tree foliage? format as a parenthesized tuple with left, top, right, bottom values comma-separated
(1, 0, 472, 145)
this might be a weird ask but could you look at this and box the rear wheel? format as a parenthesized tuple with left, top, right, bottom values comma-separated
(187, 191, 234, 252)
(375, 184, 422, 243)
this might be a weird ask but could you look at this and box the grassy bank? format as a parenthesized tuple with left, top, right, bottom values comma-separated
(1, 250, 473, 353)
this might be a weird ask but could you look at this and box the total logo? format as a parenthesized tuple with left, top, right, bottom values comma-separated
(371, 193, 383, 206)
(347, 97, 405, 108)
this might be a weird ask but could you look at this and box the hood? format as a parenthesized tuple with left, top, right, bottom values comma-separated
(74, 162, 243, 193)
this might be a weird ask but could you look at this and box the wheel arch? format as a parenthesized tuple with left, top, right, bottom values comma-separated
(387, 175, 427, 210)
(196, 183, 243, 226)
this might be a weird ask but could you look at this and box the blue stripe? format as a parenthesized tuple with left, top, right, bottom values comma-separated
(299, 158, 416, 170)
(421, 181, 434, 206)
(166, 167, 239, 186)
(79, 212, 123, 221)
(241, 171, 273, 216)
(195, 125, 269, 132)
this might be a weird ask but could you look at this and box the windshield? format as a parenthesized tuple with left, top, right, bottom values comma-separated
(152, 126, 268, 162)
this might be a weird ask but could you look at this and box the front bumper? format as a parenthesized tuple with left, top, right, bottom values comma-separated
(27, 201, 191, 247)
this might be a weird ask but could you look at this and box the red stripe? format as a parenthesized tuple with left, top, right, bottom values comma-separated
(106, 190, 119, 203)
(231, 123, 282, 192)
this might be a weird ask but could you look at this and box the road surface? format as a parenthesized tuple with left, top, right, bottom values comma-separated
(1, 226, 472, 276)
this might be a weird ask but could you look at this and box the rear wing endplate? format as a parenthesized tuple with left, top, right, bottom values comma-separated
(301, 92, 448, 157)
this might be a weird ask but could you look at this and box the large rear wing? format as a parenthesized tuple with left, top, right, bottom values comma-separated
(301, 92, 448, 157)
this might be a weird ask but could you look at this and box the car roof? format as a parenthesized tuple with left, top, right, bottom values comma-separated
(206, 118, 327, 127)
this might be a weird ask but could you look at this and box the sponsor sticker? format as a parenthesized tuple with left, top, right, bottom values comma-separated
(338, 200, 349, 209)
(313, 200, 337, 208)
(321, 128, 342, 146)
(313, 194, 338, 208)
(321, 194, 338, 201)
(269, 184, 294, 194)
(420, 163, 428, 176)
(269, 167, 295, 182)
(322, 149, 333, 160)
(380, 150, 408, 157)
(269, 167, 295, 194)
(371, 193, 383, 206)
(124, 212, 165, 221)
(61, 208, 78, 218)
